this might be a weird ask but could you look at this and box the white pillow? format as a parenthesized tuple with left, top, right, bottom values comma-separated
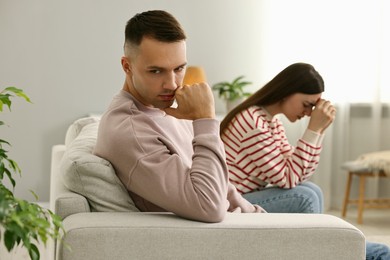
(61, 120, 139, 212)
(65, 116, 100, 147)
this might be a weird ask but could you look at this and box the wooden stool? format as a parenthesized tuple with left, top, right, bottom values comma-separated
(342, 170, 390, 224)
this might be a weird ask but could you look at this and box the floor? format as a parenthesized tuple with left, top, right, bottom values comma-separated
(2, 208, 389, 260)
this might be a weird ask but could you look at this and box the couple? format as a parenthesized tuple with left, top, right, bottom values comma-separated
(94, 10, 390, 259)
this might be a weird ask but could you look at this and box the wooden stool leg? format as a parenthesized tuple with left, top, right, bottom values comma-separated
(342, 172, 353, 217)
(357, 175, 366, 224)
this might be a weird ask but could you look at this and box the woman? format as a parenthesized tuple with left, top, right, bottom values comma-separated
(220, 62, 390, 258)
(220, 62, 335, 214)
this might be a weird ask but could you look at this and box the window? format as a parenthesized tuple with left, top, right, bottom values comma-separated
(260, 0, 390, 103)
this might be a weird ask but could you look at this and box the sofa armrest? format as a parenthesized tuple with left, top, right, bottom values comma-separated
(57, 212, 365, 260)
(50, 145, 66, 211)
(55, 192, 91, 220)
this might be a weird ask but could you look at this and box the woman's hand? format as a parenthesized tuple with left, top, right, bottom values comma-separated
(308, 99, 336, 133)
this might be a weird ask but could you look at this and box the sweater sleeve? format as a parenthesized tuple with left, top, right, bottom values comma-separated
(193, 120, 265, 214)
(126, 118, 229, 223)
(277, 127, 323, 185)
(95, 94, 263, 223)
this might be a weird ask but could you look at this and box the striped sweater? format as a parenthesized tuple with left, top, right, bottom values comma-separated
(221, 106, 324, 194)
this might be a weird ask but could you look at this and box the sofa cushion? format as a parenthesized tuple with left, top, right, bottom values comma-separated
(65, 116, 101, 147)
(61, 118, 139, 212)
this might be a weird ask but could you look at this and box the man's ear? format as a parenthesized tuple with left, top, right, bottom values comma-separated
(121, 56, 132, 74)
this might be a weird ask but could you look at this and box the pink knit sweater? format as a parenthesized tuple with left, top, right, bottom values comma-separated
(94, 91, 264, 223)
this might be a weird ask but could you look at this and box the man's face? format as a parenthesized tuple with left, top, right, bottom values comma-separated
(126, 37, 187, 109)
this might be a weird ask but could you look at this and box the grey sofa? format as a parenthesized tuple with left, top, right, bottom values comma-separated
(49, 116, 366, 260)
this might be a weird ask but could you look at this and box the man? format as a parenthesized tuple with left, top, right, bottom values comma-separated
(94, 10, 264, 223)
(94, 10, 389, 258)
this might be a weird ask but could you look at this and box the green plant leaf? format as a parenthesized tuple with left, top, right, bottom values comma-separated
(4, 168, 16, 187)
(0, 87, 32, 112)
(0, 94, 12, 112)
(8, 158, 21, 175)
(28, 243, 40, 260)
(0, 138, 11, 146)
(0, 86, 64, 260)
(0, 161, 5, 180)
(4, 229, 17, 251)
(29, 190, 39, 201)
(212, 75, 252, 101)
(4, 87, 32, 103)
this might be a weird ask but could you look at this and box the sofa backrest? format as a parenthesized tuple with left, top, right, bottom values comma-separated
(60, 117, 139, 212)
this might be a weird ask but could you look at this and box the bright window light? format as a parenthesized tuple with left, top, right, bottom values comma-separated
(260, 0, 390, 103)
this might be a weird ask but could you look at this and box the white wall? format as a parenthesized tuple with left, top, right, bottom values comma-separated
(0, 0, 266, 201)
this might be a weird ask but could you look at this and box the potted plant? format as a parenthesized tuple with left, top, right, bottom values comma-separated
(0, 87, 63, 260)
(212, 75, 252, 112)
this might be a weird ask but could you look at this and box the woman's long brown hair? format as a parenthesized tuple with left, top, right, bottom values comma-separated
(219, 62, 325, 135)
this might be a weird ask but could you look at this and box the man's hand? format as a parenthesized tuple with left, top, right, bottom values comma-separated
(164, 83, 215, 120)
(308, 99, 336, 133)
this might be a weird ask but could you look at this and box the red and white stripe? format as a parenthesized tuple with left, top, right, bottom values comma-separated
(222, 106, 322, 194)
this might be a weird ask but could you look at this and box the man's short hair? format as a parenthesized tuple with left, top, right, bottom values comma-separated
(124, 10, 186, 56)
